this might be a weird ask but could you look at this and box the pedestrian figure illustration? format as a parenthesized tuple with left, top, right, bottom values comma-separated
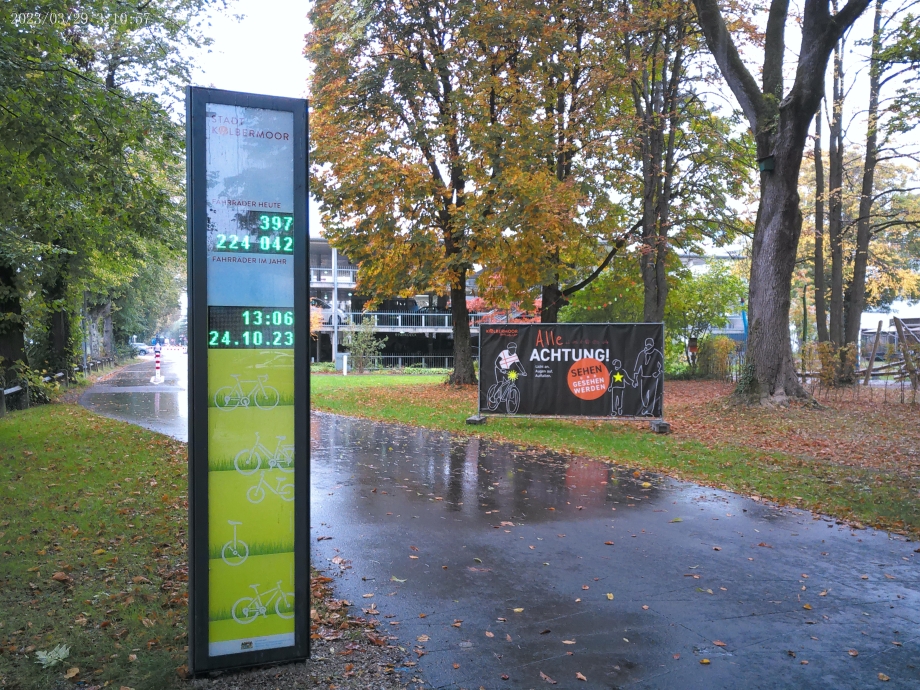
(607, 359, 635, 416)
(632, 338, 663, 416)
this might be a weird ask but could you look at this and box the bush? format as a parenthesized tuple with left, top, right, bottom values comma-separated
(344, 320, 387, 373)
(697, 336, 737, 380)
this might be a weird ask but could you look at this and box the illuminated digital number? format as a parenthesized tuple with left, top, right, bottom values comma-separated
(284, 216, 293, 231)
(228, 235, 239, 250)
(209, 330, 219, 346)
(241, 331, 263, 346)
(260, 236, 270, 251)
(285, 331, 294, 346)
(259, 215, 270, 231)
(272, 216, 282, 231)
(283, 237, 293, 253)
(273, 331, 282, 346)
(221, 331, 231, 346)
(271, 311, 282, 325)
(241, 235, 250, 251)
(284, 311, 294, 325)
(216, 234, 227, 249)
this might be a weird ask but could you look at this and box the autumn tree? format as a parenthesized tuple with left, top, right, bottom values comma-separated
(692, 0, 871, 404)
(307, 0, 480, 385)
(616, 0, 753, 323)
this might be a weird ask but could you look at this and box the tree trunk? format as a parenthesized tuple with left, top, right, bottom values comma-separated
(102, 300, 114, 356)
(540, 282, 566, 324)
(743, 148, 810, 402)
(448, 273, 477, 385)
(813, 106, 830, 342)
(827, 36, 845, 346)
(0, 260, 25, 379)
(844, 0, 883, 347)
(692, 0, 871, 403)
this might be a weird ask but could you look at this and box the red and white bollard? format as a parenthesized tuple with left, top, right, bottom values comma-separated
(151, 346, 164, 384)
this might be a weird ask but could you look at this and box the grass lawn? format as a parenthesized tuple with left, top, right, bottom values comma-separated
(0, 404, 188, 690)
(311, 374, 920, 536)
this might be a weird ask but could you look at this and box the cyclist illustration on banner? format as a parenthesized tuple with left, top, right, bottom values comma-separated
(607, 359, 636, 416)
(487, 341, 527, 414)
(632, 338, 663, 416)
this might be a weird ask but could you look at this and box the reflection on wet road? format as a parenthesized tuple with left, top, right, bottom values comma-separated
(80, 351, 188, 441)
(311, 412, 920, 689)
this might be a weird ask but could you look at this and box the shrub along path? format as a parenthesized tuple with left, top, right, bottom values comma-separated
(310, 375, 920, 535)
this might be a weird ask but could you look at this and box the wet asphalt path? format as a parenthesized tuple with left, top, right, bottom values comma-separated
(310, 413, 920, 690)
(80, 349, 188, 441)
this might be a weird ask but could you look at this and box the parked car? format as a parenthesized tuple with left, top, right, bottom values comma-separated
(310, 297, 348, 325)
(130, 342, 149, 356)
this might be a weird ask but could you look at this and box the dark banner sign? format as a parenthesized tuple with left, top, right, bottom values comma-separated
(479, 323, 664, 418)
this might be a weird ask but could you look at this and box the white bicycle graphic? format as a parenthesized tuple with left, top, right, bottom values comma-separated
(234, 433, 294, 475)
(231, 581, 294, 624)
(221, 520, 249, 566)
(247, 470, 295, 503)
(214, 374, 280, 410)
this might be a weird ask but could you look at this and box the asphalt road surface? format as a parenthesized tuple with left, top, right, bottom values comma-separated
(310, 412, 920, 689)
(80, 348, 188, 441)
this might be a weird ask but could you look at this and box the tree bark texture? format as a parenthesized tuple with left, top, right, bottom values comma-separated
(828, 36, 846, 346)
(448, 276, 477, 386)
(813, 107, 830, 342)
(844, 0, 883, 346)
(540, 282, 566, 324)
(0, 260, 25, 378)
(692, 0, 870, 403)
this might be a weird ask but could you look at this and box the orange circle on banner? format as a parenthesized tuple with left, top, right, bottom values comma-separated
(567, 358, 610, 400)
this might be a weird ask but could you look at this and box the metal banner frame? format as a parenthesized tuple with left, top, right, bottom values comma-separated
(186, 87, 309, 673)
(477, 322, 665, 420)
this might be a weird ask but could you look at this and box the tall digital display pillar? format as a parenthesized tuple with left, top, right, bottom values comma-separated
(186, 87, 309, 673)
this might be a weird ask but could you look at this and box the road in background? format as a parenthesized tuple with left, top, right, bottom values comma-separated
(80, 348, 188, 441)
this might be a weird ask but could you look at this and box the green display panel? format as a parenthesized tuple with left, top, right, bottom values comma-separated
(187, 87, 307, 673)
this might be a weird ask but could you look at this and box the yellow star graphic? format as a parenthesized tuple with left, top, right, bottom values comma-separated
(614, 372, 623, 382)
(508, 370, 518, 381)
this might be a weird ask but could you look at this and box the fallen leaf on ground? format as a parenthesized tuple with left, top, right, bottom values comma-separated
(540, 671, 557, 684)
(362, 593, 374, 598)
(562, 640, 576, 645)
(604, 541, 614, 546)
(576, 671, 587, 681)
(452, 663, 460, 669)
(713, 640, 726, 647)
(64, 667, 79, 679)
(513, 608, 524, 613)
(642, 605, 649, 610)
(803, 604, 812, 610)
(879, 673, 890, 681)
(673, 653, 680, 660)
(669, 517, 682, 523)
(848, 649, 859, 657)
(485, 631, 494, 638)
(700, 658, 710, 665)
(606, 593, 614, 600)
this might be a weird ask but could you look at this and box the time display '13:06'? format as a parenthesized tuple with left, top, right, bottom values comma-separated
(208, 306, 294, 349)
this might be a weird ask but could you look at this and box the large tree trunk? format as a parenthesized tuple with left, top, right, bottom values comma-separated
(448, 272, 477, 385)
(743, 136, 810, 403)
(827, 37, 846, 346)
(844, 0, 883, 347)
(813, 107, 830, 342)
(640, 238, 668, 322)
(692, 0, 870, 404)
(0, 260, 25, 380)
(540, 282, 566, 324)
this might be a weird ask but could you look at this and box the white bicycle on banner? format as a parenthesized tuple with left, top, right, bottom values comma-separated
(247, 470, 294, 503)
(231, 581, 294, 624)
(234, 433, 294, 475)
(214, 374, 280, 410)
(221, 520, 249, 566)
